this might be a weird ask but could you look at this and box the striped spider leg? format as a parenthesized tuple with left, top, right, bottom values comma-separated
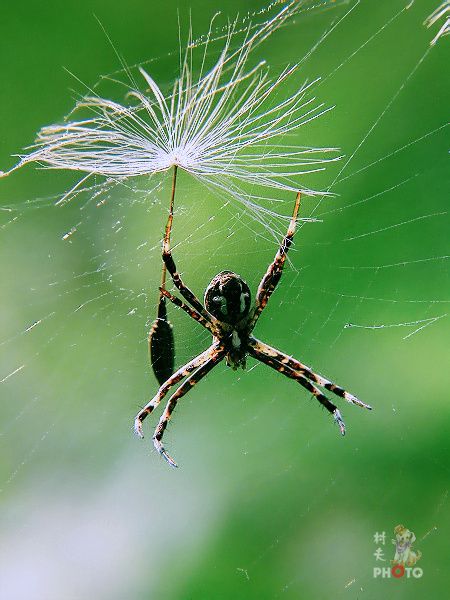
(136, 191, 372, 467)
(135, 340, 226, 467)
(248, 190, 301, 330)
(247, 337, 372, 435)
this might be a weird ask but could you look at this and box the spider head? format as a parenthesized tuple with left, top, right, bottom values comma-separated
(205, 271, 251, 325)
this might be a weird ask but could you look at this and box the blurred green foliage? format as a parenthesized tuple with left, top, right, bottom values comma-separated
(0, 2, 448, 599)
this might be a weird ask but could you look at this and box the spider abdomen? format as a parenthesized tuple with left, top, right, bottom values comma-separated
(204, 271, 251, 325)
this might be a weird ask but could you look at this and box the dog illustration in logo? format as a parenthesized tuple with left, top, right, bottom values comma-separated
(391, 525, 422, 566)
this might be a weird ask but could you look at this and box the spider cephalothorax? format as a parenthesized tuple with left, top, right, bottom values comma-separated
(135, 192, 372, 467)
(204, 270, 252, 370)
(205, 271, 251, 325)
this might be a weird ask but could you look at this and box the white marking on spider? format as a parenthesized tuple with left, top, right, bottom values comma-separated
(240, 291, 249, 314)
(213, 294, 228, 315)
(232, 329, 241, 349)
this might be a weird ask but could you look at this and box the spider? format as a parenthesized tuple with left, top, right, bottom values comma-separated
(135, 192, 372, 466)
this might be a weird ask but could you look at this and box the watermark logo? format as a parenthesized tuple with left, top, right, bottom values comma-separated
(373, 524, 423, 578)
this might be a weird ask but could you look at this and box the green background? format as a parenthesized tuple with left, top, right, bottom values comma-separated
(0, 1, 448, 599)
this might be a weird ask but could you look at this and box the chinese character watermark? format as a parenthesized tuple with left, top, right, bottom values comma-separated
(372, 524, 423, 579)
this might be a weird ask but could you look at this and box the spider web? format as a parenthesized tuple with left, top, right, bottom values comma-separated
(0, 1, 448, 599)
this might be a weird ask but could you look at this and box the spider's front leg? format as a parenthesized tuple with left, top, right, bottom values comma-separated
(159, 287, 213, 332)
(162, 224, 212, 323)
(153, 348, 226, 467)
(249, 191, 301, 330)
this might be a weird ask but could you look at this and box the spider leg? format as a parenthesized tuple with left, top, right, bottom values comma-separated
(249, 192, 301, 330)
(248, 337, 372, 410)
(247, 343, 346, 434)
(159, 287, 214, 332)
(153, 349, 226, 467)
(162, 224, 213, 324)
(134, 341, 223, 438)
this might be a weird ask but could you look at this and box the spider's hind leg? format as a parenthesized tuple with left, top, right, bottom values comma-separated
(248, 345, 347, 434)
(135, 343, 222, 439)
(153, 349, 226, 466)
(249, 338, 372, 411)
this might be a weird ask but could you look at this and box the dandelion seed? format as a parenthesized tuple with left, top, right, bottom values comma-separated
(1, 2, 344, 384)
(1, 2, 341, 226)
(424, 1, 450, 45)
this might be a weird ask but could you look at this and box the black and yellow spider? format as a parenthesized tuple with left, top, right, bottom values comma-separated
(135, 192, 372, 466)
